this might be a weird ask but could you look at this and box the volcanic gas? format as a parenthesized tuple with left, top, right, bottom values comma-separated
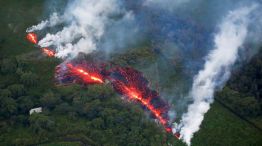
(107, 67, 172, 132)
(26, 32, 176, 136)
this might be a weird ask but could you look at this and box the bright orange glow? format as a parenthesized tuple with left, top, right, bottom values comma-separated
(67, 63, 104, 84)
(26, 33, 38, 44)
(26, 29, 175, 137)
(91, 76, 104, 83)
(123, 86, 167, 125)
(42, 48, 55, 57)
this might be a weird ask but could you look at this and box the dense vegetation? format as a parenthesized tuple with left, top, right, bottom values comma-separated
(217, 48, 262, 128)
(0, 0, 261, 146)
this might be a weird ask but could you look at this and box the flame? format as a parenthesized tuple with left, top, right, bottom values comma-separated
(26, 33, 38, 44)
(108, 67, 171, 132)
(42, 48, 55, 57)
(25, 30, 176, 138)
(67, 63, 104, 84)
(123, 86, 167, 125)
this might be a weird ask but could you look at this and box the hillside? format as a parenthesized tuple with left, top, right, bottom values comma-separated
(0, 1, 261, 146)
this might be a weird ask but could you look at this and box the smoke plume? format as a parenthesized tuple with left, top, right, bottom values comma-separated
(27, 0, 262, 145)
(28, 0, 136, 59)
(143, 0, 190, 10)
(178, 4, 258, 145)
(26, 12, 61, 32)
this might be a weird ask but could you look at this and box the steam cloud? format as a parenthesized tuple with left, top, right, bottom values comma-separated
(178, 4, 258, 145)
(27, 0, 135, 58)
(144, 0, 190, 9)
(27, 0, 262, 145)
(26, 12, 61, 32)
(27, 0, 194, 59)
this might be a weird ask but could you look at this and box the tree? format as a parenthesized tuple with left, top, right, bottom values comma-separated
(228, 48, 262, 100)
(0, 89, 12, 98)
(0, 58, 17, 74)
(17, 96, 34, 114)
(29, 114, 55, 134)
(235, 96, 260, 117)
(40, 91, 61, 109)
(0, 96, 17, 118)
(8, 84, 25, 98)
(20, 72, 38, 87)
(54, 102, 72, 114)
(217, 87, 261, 117)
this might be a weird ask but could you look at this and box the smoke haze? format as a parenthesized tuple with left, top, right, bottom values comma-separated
(178, 4, 258, 145)
(27, 0, 262, 145)
(28, 0, 137, 58)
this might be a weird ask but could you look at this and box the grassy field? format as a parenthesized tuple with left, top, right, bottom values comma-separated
(0, 1, 261, 146)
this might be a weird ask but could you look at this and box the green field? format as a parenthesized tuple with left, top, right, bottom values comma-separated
(0, 1, 261, 146)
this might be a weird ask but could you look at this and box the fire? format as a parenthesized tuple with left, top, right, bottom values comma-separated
(66, 63, 104, 84)
(25, 28, 176, 138)
(42, 48, 55, 57)
(108, 67, 171, 131)
(124, 86, 167, 125)
(26, 32, 38, 44)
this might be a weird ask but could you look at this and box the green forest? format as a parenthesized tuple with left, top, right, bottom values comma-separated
(0, 0, 261, 146)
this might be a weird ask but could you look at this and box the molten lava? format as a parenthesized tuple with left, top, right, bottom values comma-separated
(108, 67, 171, 131)
(26, 33, 38, 44)
(25, 29, 176, 138)
(124, 86, 167, 125)
(66, 63, 104, 84)
(42, 48, 55, 57)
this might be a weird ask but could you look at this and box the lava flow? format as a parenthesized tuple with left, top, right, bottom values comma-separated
(123, 85, 169, 128)
(42, 48, 56, 57)
(26, 33, 56, 57)
(25, 32, 175, 136)
(108, 67, 171, 132)
(26, 32, 38, 44)
(66, 63, 104, 84)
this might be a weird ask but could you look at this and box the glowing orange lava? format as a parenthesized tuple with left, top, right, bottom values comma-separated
(26, 33, 38, 44)
(123, 86, 167, 126)
(108, 67, 172, 133)
(66, 63, 104, 84)
(25, 29, 176, 138)
(42, 48, 55, 57)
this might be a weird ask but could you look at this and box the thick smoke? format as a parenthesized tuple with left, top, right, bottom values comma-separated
(178, 4, 258, 145)
(26, 12, 61, 32)
(27, 0, 196, 59)
(27, 0, 262, 145)
(144, 0, 190, 9)
(28, 0, 136, 58)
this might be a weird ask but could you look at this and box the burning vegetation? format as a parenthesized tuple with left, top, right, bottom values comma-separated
(26, 32, 177, 137)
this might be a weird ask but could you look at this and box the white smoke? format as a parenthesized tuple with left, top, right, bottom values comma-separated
(177, 4, 258, 145)
(28, 0, 134, 58)
(26, 12, 61, 32)
(144, 0, 190, 9)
